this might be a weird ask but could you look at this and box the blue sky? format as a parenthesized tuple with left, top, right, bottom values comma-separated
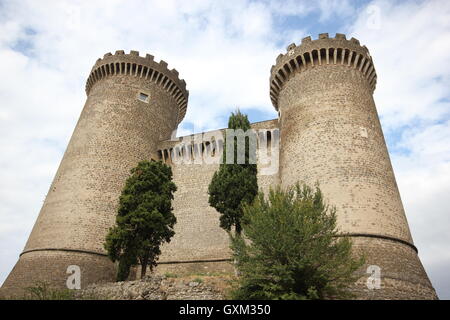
(0, 0, 449, 298)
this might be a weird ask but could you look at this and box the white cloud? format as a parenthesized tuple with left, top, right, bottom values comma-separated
(317, 0, 355, 22)
(349, 0, 450, 129)
(0, 0, 449, 299)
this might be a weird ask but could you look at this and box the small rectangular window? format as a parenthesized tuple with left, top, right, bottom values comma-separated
(138, 92, 149, 103)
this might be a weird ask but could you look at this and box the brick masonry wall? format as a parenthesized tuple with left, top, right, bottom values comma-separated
(155, 120, 280, 274)
(0, 251, 116, 298)
(24, 75, 179, 253)
(278, 64, 412, 242)
(351, 237, 437, 299)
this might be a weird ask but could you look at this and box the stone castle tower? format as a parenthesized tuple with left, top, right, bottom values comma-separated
(1, 33, 437, 299)
(270, 33, 436, 299)
(1, 51, 188, 295)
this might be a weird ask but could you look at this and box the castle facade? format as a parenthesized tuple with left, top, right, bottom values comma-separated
(1, 33, 437, 299)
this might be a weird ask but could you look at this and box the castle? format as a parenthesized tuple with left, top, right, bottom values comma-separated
(1, 33, 437, 299)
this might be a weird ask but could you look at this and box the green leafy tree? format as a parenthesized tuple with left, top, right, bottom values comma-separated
(231, 183, 364, 300)
(104, 160, 177, 281)
(208, 110, 258, 235)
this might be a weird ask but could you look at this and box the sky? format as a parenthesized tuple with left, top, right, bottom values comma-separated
(0, 0, 449, 299)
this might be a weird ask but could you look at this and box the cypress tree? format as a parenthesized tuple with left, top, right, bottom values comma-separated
(104, 160, 177, 280)
(208, 110, 258, 235)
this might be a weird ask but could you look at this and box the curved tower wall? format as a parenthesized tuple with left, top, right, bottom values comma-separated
(270, 33, 436, 299)
(1, 51, 188, 294)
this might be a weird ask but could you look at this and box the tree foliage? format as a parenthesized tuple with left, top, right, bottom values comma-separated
(104, 160, 177, 281)
(208, 110, 258, 235)
(231, 183, 364, 299)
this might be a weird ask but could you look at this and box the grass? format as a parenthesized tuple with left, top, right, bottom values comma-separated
(164, 272, 180, 278)
(22, 282, 76, 300)
(192, 277, 203, 284)
(164, 271, 232, 278)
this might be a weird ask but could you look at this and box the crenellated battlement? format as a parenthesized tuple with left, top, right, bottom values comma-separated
(269, 33, 377, 110)
(86, 50, 189, 124)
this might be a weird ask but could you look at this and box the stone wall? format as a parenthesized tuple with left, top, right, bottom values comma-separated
(0, 251, 116, 298)
(79, 274, 229, 300)
(351, 237, 437, 299)
(155, 119, 280, 275)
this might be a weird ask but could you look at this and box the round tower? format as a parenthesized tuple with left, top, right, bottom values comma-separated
(270, 33, 436, 299)
(1, 51, 188, 295)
